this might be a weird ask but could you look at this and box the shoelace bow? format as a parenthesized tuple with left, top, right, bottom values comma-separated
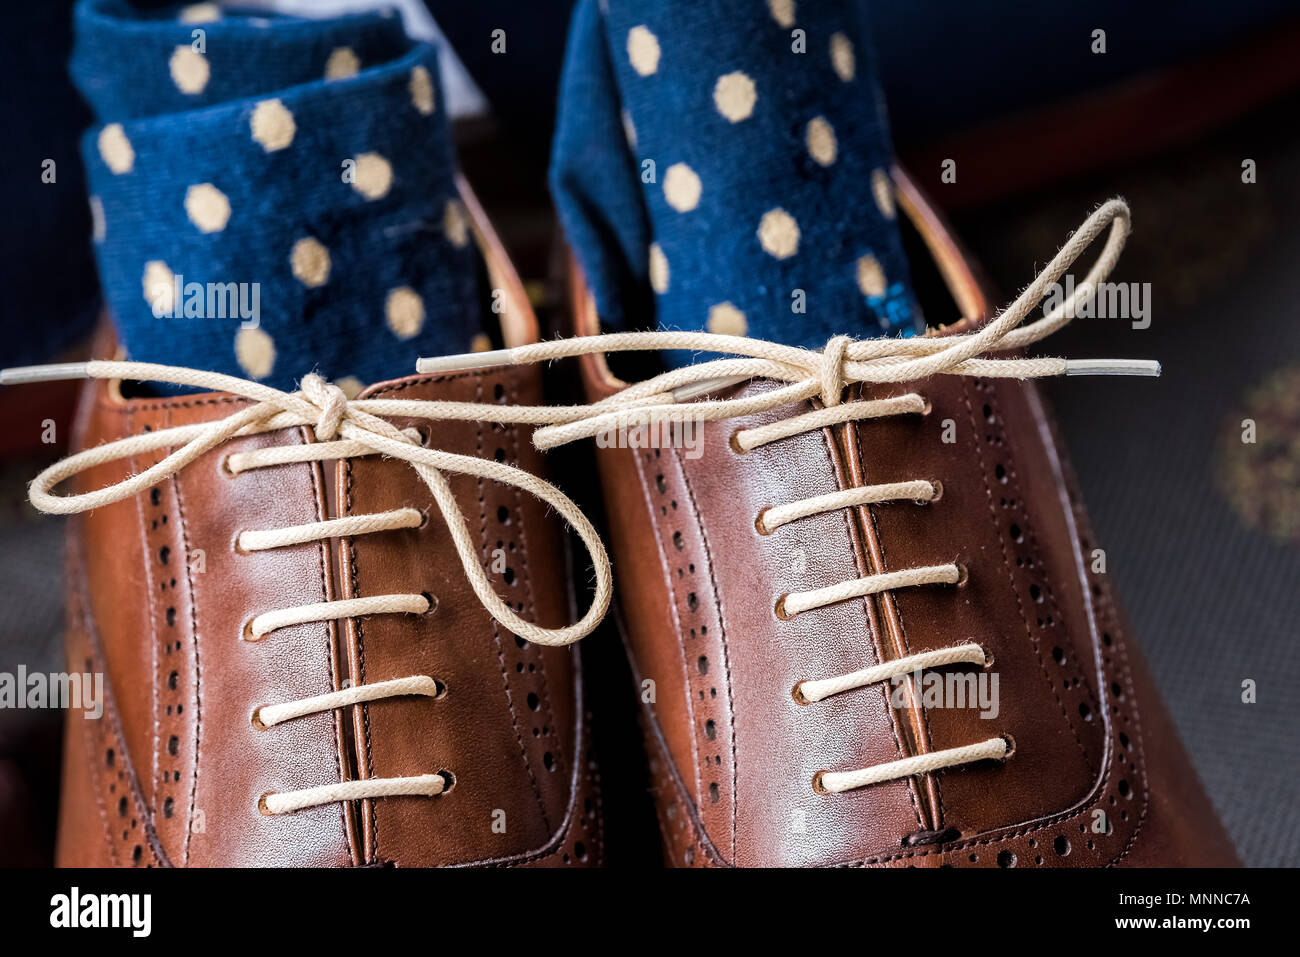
(1, 363, 616, 813)
(2, 198, 1152, 806)
(6, 366, 614, 647)
(418, 197, 1155, 793)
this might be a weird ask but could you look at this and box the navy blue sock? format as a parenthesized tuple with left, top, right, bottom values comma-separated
(71, 0, 480, 391)
(552, 0, 921, 357)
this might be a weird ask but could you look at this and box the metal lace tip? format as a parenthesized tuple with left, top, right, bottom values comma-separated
(1065, 359, 1161, 377)
(416, 349, 516, 374)
(0, 362, 92, 385)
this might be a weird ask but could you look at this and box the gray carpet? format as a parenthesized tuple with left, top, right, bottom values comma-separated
(955, 90, 1300, 867)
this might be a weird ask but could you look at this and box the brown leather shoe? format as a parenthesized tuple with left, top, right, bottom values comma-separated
(17, 186, 604, 867)
(560, 169, 1238, 868)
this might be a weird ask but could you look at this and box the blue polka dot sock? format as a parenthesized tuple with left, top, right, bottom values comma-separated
(551, 0, 922, 358)
(70, 0, 480, 392)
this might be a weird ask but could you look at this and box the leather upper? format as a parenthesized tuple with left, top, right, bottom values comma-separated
(55, 361, 601, 868)
(54, 182, 602, 868)
(571, 169, 1238, 868)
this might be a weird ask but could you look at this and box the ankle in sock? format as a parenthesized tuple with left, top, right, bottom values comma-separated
(552, 0, 921, 357)
(72, 0, 481, 392)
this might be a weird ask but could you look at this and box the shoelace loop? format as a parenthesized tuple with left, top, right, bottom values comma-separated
(6, 361, 612, 649)
(409, 197, 1155, 796)
(419, 198, 1156, 450)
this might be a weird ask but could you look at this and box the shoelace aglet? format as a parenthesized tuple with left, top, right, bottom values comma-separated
(1065, 358, 1161, 377)
(670, 374, 752, 402)
(0, 361, 92, 385)
(416, 348, 518, 374)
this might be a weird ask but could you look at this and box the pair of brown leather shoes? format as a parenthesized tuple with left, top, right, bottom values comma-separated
(17, 171, 1237, 867)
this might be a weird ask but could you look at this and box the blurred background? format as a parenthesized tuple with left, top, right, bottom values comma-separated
(3, 0, 1298, 866)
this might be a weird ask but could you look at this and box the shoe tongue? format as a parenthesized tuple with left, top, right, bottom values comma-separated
(552, 0, 923, 361)
(71, 1, 482, 394)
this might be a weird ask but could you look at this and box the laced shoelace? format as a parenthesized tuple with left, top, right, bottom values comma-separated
(2, 199, 1152, 807)
(411, 197, 1157, 793)
(0, 364, 613, 815)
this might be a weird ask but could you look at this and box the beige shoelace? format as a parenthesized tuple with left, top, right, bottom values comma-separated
(3, 198, 1150, 807)
(415, 198, 1155, 793)
(0, 364, 613, 815)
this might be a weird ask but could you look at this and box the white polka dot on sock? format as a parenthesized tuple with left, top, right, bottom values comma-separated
(806, 116, 837, 166)
(142, 261, 175, 315)
(663, 163, 702, 212)
(872, 168, 896, 219)
(830, 32, 855, 82)
(649, 243, 669, 293)
(325, 47, 360, 81)
(768, 0, 796, 28)
(250, 99, 295, 152)
(707, 302, 747, 336)
(98, 124, 133, 174)
(410, 66, 436, 115)
(89, 196, 105, 243)
(386, 287, 425, 340)
(622, 109, 637, 149)
(758, 208, 800, 259)
(235, 327, 276, 380)
(290, 237, 331, 288)
(351, 153, 393, 200)
(444, 199, 469, 247)
(337, 376, 364, 399)
(713, 71, 757, 123)
(627, 26, 661, 76)
(170, 46, 210, 95)
(856, 254, 886, 297)
(184, 183, 231, 233)
(178, 3, 220, 23)
(470, 332, 493, 353)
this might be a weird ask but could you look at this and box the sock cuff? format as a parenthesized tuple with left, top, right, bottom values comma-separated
(71, 0, 411, 122)
(80, 31, 478, 389)
(552, 0, 922, 354)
